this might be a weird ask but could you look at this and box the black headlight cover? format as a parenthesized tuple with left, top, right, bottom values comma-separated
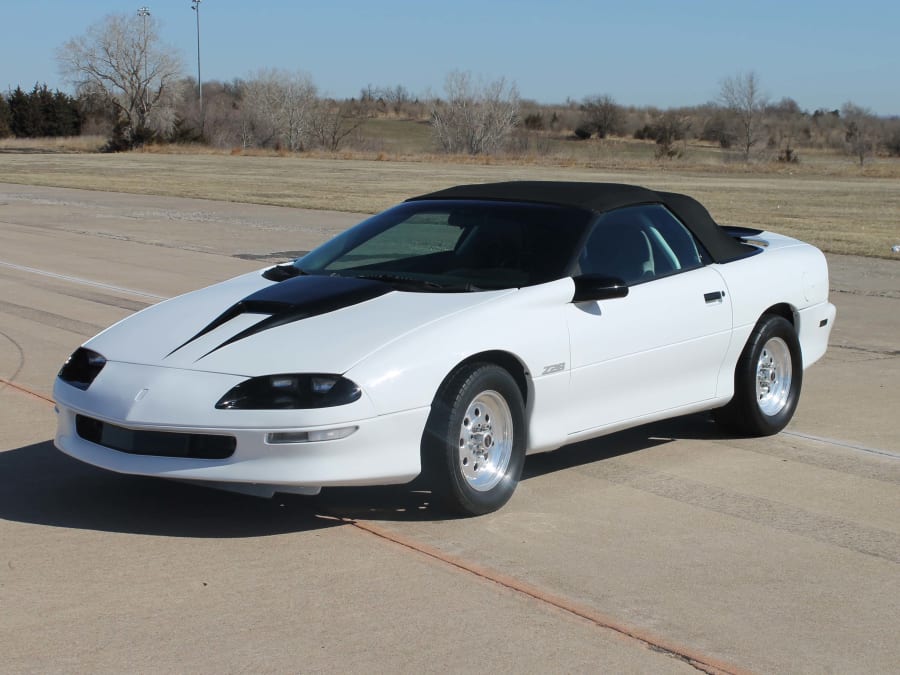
(216, 374, 362, 410)
(58, 348, 107, 390)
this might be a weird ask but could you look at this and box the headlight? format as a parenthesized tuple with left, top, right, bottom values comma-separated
(58, 348, 107, 390)
(215, 374, 362, 410)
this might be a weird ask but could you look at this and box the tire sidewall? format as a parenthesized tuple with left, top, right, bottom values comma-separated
(735, 315, 803, 436)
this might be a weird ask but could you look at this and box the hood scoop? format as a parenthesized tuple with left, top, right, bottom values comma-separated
(167, 274, 390, 360)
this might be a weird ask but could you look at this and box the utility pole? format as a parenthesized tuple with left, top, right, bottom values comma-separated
(138, 7, 151, 115)
(191, 0, 203, 130)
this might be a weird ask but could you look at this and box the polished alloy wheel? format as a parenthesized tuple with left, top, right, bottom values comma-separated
(458, 390, 513, 492)
(755, 336, 792, 416)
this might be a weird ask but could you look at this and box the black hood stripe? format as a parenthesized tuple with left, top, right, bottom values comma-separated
(167, 275, 391, 360)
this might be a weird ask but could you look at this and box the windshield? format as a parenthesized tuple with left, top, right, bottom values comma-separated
(296, 200, 593, 291)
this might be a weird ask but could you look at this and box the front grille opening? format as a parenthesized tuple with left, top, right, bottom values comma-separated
(75, 415, 236, 460)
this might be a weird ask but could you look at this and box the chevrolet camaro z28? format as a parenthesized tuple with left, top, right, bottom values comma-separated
(54, 182, 835, 515)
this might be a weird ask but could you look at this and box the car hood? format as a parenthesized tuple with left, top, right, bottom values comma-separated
(85, 271, 513, 376)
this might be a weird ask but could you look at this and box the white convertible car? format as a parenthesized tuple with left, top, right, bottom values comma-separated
(54, 182, 835, 515)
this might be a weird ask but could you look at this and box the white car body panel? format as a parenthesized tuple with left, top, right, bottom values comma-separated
(567, 265, 733, 434)
(710, 232, 834, 399)
(344, 278, 577, 453)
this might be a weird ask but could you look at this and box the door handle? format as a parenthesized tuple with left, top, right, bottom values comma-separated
(704, 291, 725, 303)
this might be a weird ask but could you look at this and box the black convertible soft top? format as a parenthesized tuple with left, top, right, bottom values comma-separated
(408, 181, 754, 263)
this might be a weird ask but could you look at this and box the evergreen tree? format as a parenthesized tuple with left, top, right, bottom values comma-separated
(54, 90, 83, 136)
(8, 86, 39, 137)
(0, 94, 11, 138)
(36, 84, 57, 136)
(6, 84, 83, 137)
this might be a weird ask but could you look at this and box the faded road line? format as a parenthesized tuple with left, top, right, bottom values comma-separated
(782, 430, 900, 459)
(0, 260, 167, 301)
(0, 299, 105, 337)
(595, 460, 900, 563)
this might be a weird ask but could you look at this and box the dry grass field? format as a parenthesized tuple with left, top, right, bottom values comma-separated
(0, 135, 107, 154)
(0, 149, 897, 258)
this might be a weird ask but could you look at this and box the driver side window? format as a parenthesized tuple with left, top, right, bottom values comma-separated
(578, 204, 704, 284)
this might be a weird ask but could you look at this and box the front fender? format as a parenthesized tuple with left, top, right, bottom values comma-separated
(347, 279, 575, 417)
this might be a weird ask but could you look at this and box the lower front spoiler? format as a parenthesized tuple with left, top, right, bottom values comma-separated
(171, 479, 323, 498)
(54, 405, 430, 494)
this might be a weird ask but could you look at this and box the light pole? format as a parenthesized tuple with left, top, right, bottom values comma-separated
(191, 0, 203, 123)
(137, 7, 150, 114)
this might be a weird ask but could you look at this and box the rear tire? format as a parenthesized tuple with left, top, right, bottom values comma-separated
(716, 314, 802, 436)
(422, 363, 525, 516)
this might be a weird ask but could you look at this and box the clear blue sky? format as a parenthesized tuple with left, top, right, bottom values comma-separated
(3, 0, 898, 115)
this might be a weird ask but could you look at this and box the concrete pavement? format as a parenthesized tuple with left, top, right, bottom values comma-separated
(0, 183, 897, 673)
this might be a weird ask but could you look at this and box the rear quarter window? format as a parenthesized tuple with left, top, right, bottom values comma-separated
(579, 204, 707, 284)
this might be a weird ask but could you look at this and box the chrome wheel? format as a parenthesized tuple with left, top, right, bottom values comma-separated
(755, 336, 792, 416)
(458, 390, 513, 492)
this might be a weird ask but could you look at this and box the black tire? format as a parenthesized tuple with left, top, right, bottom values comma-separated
(422, 363, 526, 516)
(716, 314, 802, 436)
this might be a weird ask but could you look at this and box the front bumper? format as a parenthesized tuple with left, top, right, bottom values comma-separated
(54, 402, 428, 490)
(53, 360, 429, 492)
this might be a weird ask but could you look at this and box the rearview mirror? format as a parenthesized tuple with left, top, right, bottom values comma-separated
(572, 275, 629, 302)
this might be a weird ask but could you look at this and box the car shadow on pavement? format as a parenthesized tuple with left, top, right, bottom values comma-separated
(1, 413, 727, 533)
(522, 411, 725, 479)
(318, 412, 725, 521)
(0, 440, 342, 538)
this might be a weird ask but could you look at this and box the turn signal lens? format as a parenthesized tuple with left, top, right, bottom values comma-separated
(266, 426, 358, 444)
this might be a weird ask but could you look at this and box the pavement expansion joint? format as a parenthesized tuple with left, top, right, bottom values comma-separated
(340, 515, 754, 675)
(0, 376, 54, 405)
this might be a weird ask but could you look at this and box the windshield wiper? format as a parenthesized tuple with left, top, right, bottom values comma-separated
(350, 272, 479, 292)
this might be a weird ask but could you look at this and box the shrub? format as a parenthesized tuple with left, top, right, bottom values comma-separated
(573, 126, 592, 140)
(523, 113, 544, 131)
(579, 94, 623, 139)
(776, 147, 800, 163)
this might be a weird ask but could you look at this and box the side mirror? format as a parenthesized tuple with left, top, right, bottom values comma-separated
(572, 275, 629, 302)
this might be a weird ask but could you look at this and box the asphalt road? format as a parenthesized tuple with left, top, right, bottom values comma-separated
(1, 183, 898, 674)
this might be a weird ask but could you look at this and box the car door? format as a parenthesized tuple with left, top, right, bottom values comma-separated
(566, 204, 733, 435)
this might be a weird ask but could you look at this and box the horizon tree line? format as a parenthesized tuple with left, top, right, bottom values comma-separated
(2, 11, 898, 167)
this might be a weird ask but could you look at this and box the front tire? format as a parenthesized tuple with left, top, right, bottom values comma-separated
(422, 363, 526, 516)
(717, 314, 802, 436)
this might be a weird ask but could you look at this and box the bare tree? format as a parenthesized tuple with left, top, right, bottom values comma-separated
(652, 110, 691, 159)
(309, 98, 373, 151)
(178, 79, 243, 148)
(239, 71, 282, 148)
(719, 71, 767, 160)
(239, 69, 317, 150)
(57, 12, 183, 146)
(884, 117, 900, 157)
(430, 71, 519, 155)
(767, 97, 805, 163)
(841, 102, 877, 167)
(580, 94, 623, 138)
(371, 84, 413, 116)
